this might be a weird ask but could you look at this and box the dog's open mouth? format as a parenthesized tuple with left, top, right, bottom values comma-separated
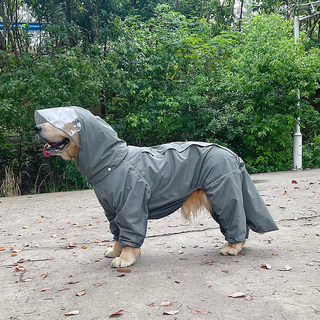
(43, 138, 70, 157)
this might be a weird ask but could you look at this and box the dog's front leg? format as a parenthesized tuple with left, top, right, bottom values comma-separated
(111, 246, 141, 268)
(104, 240, 122, 258)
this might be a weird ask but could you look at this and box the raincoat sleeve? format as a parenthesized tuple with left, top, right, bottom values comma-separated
(93, 188, 120, 241)
(95, 164, 151, 248)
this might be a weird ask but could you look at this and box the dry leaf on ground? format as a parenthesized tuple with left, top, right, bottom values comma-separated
(228, 292, 246, 298)
(67, 242, 77, 249)
(190, 309, 210, 314)
(117, 268, 131, 273)
(163, 309, 179, 315)
(245, 294, 253, 301)
(159, 301, 173, 307)
(76, 290, 86, 296)
(109, 309, 124, 318)
(65, 310, 79, 316)
(279, 265, 292, 271)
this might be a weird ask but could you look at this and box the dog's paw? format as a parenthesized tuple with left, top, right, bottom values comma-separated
(104, 241, 122, 258)
(220, 241, 245, 256)
(111, 256, 135, 268)
(104, 247, 121, 258)
(110, 246, 141, 268)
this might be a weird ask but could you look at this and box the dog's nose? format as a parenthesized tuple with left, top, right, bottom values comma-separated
(34, 125, 42, 134)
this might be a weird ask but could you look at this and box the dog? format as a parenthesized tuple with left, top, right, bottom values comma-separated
(35, 106, 278, 267)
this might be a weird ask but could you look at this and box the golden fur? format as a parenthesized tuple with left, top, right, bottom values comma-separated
(37, 123, 79, 160)
(36, 122, 244, 268)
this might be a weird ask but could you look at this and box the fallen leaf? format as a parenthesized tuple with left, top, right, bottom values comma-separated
(221, 269, 229, 273)
(163, 309, 179, 315)
(279, 265, 292, 271)
(67, 242, 77, 249)
(0, 247, 5, 251)
(68, 280, 79, 284)
(291, 179, 298, 184)
(266, 204, 271, 207)
(65, 310, 79, 316)
(81, 246, 87, 249)
(57, 287, 70, 292)
(117, 268, 131, 273)
(109, 309, 124, 318)
(201, 260, 215, 266)
(15, 265, 25, 272)
(261, 264, 272, 270)
(159, 301, 173, 307)
(228, 292, 246, 298)
(190, 309, 210, 314)
(41, 273, 48, 278)
(146, 302, 155, 307)
(76, 290, 86, 296)
(11, 253, 17, 257)
(93, 283, 102, 286)
(117, 274, 126, 277)
(41, 287, 52, 292)
(245, 294, 253, 301)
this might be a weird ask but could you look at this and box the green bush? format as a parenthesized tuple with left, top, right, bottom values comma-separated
(0, 12, 319, 196)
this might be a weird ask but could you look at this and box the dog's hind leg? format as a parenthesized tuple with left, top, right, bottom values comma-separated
(183, 190, 246, 256)
(104, 240, 122, 258)
(111, 246, 141, 268)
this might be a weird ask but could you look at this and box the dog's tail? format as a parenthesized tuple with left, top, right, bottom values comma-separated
(181, 189, 212, 223)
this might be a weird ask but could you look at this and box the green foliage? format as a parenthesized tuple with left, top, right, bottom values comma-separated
(205, 15, 320, 172)
(0, 4, 320, 195)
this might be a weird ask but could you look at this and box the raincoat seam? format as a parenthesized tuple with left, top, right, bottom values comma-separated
(140, 143, 215, 156)
(204, 169, 241, 190)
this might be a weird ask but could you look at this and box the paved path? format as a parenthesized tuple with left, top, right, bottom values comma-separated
(0, 169, 319, 319)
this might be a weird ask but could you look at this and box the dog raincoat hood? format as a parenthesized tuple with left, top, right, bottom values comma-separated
(35, 107, 278, 249)
(71, 106, 129, 185)
(35, 107, 81, 146)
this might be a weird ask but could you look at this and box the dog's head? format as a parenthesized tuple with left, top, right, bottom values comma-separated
(34, 107, 81, 161)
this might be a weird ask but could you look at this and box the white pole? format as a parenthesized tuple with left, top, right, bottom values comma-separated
(293, 16, 302, 170)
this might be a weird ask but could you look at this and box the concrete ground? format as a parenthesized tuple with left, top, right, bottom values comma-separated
(0, 169, 319, 320)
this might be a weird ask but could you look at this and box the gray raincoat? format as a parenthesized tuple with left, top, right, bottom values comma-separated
(35, 106, 278, 248)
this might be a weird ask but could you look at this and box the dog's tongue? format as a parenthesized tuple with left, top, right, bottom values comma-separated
(43, 143, 51, 157)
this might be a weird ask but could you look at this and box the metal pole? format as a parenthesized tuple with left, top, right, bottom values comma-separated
(293, 16, 302, 170)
